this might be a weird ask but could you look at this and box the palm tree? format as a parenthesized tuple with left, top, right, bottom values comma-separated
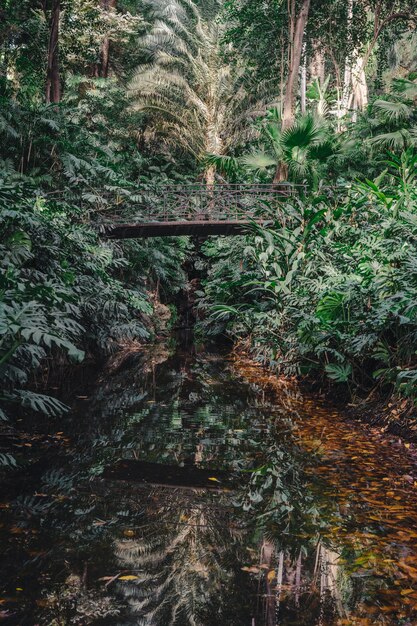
(129, 0, 271, 184)
(208, 110, 335, 186)
(365, 79, 417, 151)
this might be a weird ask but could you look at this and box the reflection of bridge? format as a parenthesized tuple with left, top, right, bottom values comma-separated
(104, 184, 302, 238)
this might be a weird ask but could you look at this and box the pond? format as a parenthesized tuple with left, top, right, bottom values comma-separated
(1, 337, 417, 625)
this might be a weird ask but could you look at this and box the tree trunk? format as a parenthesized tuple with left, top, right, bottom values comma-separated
(98, 0, 117, 78)
(351, 54, 368, 115)
(300, 44, 307, 114)
(275, 0, 311, 183)
(205, 164, 215, 186)
(342, 1, 413, 116)
(281, 0, 311, 131)
(45, 0, 61, 104)
(310, 45, 325, 83)
(273, 161, 289, 184)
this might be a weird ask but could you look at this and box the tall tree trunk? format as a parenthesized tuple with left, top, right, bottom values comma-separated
(45, 0, 61, 104)
(341, 0, 353, 118)
(98, 0, 117, 78)
(281, 0, 311, 131)
(351, 55, 368, 116)
(300, 44, 307, 114)
(275, 0, 311, 183)
(310, 44, 325, 83)
(342, 1, 414, 116)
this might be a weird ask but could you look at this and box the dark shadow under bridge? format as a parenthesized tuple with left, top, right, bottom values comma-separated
(103, 184, 303, 238)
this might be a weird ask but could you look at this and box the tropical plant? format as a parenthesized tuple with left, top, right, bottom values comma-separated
(129, 0, 273, 183)
(208, 109, 336, 186)
(0, 81, 190, 425)
(199, 149, 417, 399)
(354, 79, 417, 151)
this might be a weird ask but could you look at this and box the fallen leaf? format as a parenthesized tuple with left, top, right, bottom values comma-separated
(241, 566, 260, 574)
(267, 570, 275, 582)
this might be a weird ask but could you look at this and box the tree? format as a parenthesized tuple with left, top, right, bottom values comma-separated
(209, 109, 335, 186)
(96, 0, 117, 78)
(129, 0, 272, 184)
(45, 0, 61, 103)
(282, 0, 312, 131)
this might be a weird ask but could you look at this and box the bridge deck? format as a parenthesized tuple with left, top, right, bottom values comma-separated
(106, 220, 263, 238)
(70, 184, 304, 239)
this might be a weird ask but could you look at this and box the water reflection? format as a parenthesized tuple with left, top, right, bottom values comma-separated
(1, 343, 417, 624)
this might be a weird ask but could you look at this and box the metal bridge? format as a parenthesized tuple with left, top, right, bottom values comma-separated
(101, 184, 302, 238)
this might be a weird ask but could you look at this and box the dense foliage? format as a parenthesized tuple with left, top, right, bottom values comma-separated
(0, 5, 190, 426)
(200, 151, 417, 399)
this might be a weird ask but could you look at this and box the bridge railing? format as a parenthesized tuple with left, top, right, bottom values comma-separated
(144, 183, 302, 222)
(107, 183, 305, 223)
(44, 183, 305, 224)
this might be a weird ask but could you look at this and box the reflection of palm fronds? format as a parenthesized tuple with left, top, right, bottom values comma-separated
(114, 502, 239, 625)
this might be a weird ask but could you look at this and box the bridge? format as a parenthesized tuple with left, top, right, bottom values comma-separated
(99, 184, 302, 238)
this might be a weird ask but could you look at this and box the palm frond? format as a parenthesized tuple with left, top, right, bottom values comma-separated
(239, 151, 277, 171)
(373, 99, 413, 124)
(282, 115, 327, 149)
(205, 154, 240, 177)
(368, 129, 413, 150)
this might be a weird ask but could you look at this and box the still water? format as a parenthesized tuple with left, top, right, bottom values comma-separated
(1, 339, 417, 625)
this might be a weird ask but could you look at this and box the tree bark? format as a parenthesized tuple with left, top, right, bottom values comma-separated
(340, 0, 353, 119)
(98, 0, 117, 78)
(281, 0, 311, 131)
(350, 54, 368, 116)
(310, 44, 325, 83)
(300, 44, 307, 114)
(274, 0, 311, 182)
(45, 0, 61, 104)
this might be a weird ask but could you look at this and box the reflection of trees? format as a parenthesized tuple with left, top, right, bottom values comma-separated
(237, 412, 354, 625)
(77, 348, 263, 475)
(7, 346, 414, 625)
(113, 489, 252, 626)
(253, 542, 350, 626)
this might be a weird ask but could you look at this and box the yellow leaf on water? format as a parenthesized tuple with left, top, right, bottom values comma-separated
(208, 477, 220, 483)
(267, 570, 276, 582)
(241, 566, 260, 574)
(119, 575, 139, 581)
(401, 588, 415, 596)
